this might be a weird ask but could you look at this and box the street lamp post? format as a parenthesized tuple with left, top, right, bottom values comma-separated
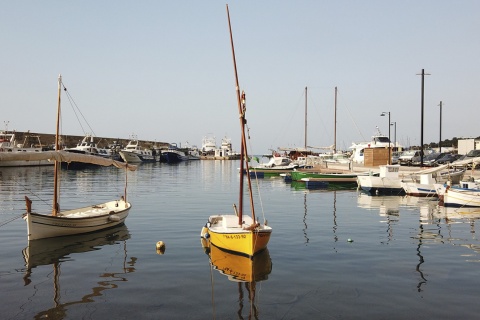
(439, 101, 442, 153)
(391, 121, 396, 153)
(381, 112, 391, 165)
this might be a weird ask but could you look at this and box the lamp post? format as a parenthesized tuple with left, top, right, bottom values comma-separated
(438, 101, 442, 153)
(381, 112, 391, 165)
(391, 121, 396, 153)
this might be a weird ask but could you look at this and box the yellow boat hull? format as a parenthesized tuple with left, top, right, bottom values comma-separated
(201, 215, 272, 258)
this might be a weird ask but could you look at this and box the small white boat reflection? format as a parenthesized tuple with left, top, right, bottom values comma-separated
(22, 225, 135, 319)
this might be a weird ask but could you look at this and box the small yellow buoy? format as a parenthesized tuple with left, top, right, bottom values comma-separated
(156, 241, 166, 254)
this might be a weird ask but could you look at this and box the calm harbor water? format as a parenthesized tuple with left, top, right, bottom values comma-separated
(1, 160, 480, 319)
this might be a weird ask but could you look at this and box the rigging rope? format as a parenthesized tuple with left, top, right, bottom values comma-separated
(246, 124, 267, 224)
(61, 82, 97, 137)
(0, 179, 55, 228)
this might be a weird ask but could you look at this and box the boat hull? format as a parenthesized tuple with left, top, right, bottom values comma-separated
(443, 188, 480, 208)
(119, 151, 142, 163)
(201, 215, 272, 258)
(291, 170, 359, 181)
(162, 151, 189, 164)
(357, 175, 405, 196)
(402, 182, 438, 197)
(24, 199, 131, 240)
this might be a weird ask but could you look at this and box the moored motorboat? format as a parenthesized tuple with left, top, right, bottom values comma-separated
(160, 143, 189, 163)
(0, 130, 53, 167)
(357, 164, 405, 195)
(62, 134, 113, 169)
(248, 154, 299, 176)
(119, 137, 156, 163)
(401, 168, 466, 197)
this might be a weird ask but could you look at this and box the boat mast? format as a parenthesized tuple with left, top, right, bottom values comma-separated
(226, 4, 255, 225)
(334, 87, 337, 154)
(304, 86, 307, 150)
(52, 74, 62, 216)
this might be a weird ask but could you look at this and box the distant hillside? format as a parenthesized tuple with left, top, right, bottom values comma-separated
(9, 131, 169, 150)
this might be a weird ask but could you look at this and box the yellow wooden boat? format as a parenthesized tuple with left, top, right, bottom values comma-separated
(200, 5, 272, 258)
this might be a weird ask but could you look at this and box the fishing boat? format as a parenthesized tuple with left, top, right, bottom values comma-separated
(401, 168, 466, 197)
(119, 136, 156, 163)
(249, 153, 299, 176)
(0, 130, 53, 167)
(0, 75, 136, 240)
(201, 135, 216, 155)
(357, 164, 405, 195)
(200, 5, 272, 258)
(62, 134, 114, 169)
(160, 143, 189, 163)
(441, 186, 480, 208)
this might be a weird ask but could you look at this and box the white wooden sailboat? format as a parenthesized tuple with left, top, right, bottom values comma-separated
(200, 5, 272, 258)
(0, 75, 136, 240)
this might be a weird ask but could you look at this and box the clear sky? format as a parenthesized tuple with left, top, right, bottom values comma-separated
(1, 1, 479, 154)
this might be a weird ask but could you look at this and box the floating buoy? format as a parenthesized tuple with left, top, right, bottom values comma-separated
(347, 238, 354, 243)
(156, 241, 166, 254)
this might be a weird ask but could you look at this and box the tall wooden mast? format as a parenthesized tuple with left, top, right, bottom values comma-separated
(52, 75, 62, 216)
(334, 86, 337, 154)
(226, 4, 255, 225)
(304, 86, 307, 150)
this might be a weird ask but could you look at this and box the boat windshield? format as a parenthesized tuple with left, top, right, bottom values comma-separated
(374, 136, 390, 143)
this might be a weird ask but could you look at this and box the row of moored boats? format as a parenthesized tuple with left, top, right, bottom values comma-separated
(0, 131, 199, 168)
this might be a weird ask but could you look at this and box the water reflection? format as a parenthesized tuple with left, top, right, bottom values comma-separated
(298, 190, 340, 247)
(22, 225, 135, 319)
(203, 243, 272, 319)
(302, 193, 309, 244)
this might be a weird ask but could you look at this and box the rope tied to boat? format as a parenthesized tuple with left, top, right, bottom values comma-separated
(0, 213, 24, 228)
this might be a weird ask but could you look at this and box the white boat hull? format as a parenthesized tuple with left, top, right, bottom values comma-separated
(357, 175, 404, 195)
(402, 181, 437, 197)
(443, 188, 480, 208)
(24, 199, 131, 240)
(119, 151, 142, 163)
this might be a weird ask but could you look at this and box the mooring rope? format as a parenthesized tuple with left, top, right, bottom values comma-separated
(0, 214, 24, 227)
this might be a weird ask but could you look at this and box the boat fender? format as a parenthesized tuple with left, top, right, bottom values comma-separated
(108, 215, 120, 222)
(156, 241, 166, 254)
(203, 232, 210, 239)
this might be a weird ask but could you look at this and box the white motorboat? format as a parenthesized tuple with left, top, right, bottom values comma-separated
(357, 165, 404, 195)
(350, 127, 394, 164)
(402, 168, 466, 197)
(119, 137, 156, 163)
(0, 130, 53, 167)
